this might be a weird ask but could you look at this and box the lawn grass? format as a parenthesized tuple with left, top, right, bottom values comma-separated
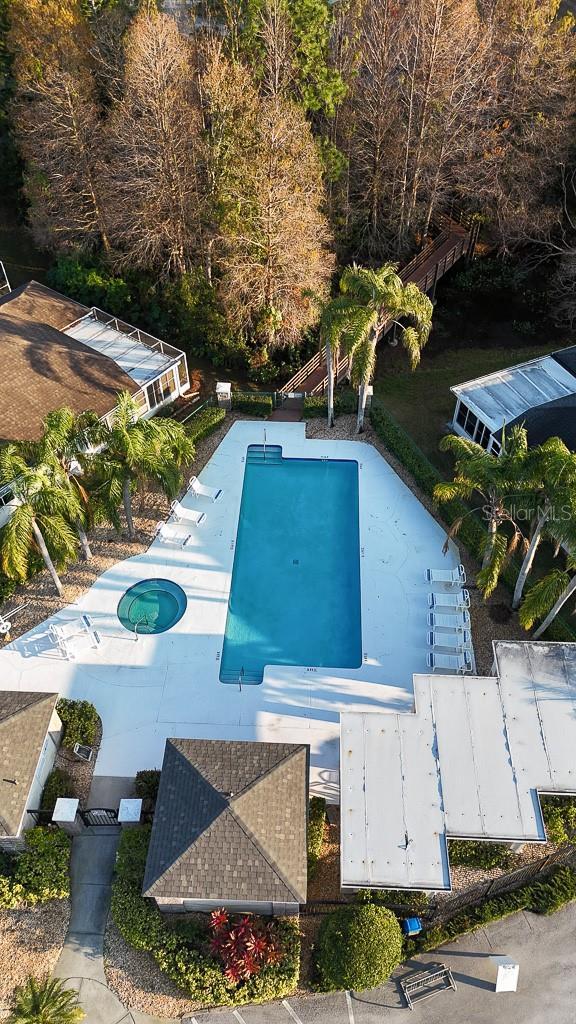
(374, 342, 560, 473)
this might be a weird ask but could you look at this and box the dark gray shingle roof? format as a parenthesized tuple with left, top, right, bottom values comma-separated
(143, 739, 309, 904)
(0, 691, 59, 836)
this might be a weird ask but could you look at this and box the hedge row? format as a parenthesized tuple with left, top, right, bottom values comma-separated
(307, 797, 327, 879)
(56, 698, 99, 749)
(232, 392, 273, 417)
(111, 828, 300, 1008)
(369, 401, 576, 643)
(0, 828, 71, 909)
(187, 406, 226, 444)
(303, 389, 357, 419)
(315, 903, 403, 992)
(403, 864, 576, 957)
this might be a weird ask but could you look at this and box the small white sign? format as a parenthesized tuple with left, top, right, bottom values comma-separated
(490, 955, 519, 993)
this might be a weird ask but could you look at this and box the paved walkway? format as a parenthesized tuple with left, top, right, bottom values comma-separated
(53, 830, 162, 1024)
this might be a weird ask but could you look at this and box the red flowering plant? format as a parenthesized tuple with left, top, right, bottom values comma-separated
(209, 909, 284, 984)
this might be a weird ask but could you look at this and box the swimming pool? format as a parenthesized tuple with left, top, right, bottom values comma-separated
(117, 579, 187, 635)
(220, 445, 362, 683)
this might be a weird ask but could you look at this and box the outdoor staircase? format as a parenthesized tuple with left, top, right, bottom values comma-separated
(280, 208, 478, 399)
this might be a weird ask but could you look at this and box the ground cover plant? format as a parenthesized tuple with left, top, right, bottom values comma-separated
(40, 768, 76, 812)
(307, 796, 326, 879)
(314, 903, 402, 991)
(56, 699, 99, 749)
(0, 828, 70, 909)
(447, 840, 512, 870)
(110, 828, 300, 1007)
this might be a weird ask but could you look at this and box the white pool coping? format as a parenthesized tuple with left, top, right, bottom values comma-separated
(0, 420, 462, 797)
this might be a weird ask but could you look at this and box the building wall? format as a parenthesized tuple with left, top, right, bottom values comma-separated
(154, 896, 300, 916)
(21, 708, 62, 831)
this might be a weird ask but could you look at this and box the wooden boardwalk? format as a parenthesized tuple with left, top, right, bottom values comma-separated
(281, 212, 476, 398)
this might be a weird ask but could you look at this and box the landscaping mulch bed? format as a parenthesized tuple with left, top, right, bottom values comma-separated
(0, 899, 70, 1019)
(104, 919, 200, 1019)
(0, 414, 240, 646)
(53, 717, 102, 807)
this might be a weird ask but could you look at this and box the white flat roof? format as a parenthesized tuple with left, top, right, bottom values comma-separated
(451, 355, 576, 433)
(65, 314, 176, 386)
(341, 641, 576, 891)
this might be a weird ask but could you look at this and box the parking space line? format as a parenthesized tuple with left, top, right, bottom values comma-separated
(345, 991, 355, 1024)
(233, 1011, 248, 1024)
(282, 999, 304, 1023)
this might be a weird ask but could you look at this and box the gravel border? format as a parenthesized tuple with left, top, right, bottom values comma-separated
(0, 899, 70, 1019)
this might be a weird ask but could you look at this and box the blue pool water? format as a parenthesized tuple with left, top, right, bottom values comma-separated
(117, 578, 187, 634)
(220, 445, 362, 684)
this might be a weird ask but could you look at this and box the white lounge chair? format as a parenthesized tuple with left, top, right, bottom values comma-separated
(154, 521, 193, 547)
(427, 650, 473, 674)
(428, 590, 470, 610)
(188, 475, 222, 502)
(427, 629, 472, 650)
(49, 614, 101, 660)
(170, 500, 206, 526)
(425, 564, 466, 586)
(428, 610, 471, 630)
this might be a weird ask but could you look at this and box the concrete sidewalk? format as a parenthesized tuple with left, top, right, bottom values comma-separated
(53, 831, 161, 1024)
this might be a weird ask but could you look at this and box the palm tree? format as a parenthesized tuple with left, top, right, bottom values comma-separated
(0, 449, 82, 596)
(8, 975, 84, 1024)
(519, 560, 576, 639)
(25, 408, 103, 562)
(511, 437, 576, 609)
(321, 263, 433, 432)
(434, 426, 535, 599)
(88, 392, 195, 539)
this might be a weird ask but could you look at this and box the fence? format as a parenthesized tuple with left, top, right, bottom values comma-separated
(301, 844, 576, 926)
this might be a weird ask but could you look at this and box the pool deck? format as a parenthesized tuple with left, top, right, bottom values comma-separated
(0, 421, 461, 797)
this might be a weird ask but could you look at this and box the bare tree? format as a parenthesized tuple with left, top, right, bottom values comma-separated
(9, 0, 111, 253)
(203, 48, 334, 353)
(105, 7, 207, 276)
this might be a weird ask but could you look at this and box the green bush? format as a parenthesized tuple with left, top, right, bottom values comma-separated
(186, 406, 226, 444)
(134, 770, 161, 805)
(541, 796, 576, 845)
(232, 392, 273, 417)
(56, 698, 99, 749)
(0, 828, 71, 908)
(404, 864, 576, 956)
(307, 797, 326, 879)
(356, 888, 429, 910)
(303, 389, 357, 419)
(111, 828, 300, 1007)
(448, 840, 512, 870)
(40, 768, 76, 812)
(315, 904, 403, 992)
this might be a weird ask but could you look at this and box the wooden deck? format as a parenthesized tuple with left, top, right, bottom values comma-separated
(281, 212, 476, 398)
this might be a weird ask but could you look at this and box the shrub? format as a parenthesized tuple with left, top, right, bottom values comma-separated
(448, 840, 512, 870)
(40, 769, 76, 812)
(541, 796, 576, 845)
(307, 797, 326, 879)
(529, 866, 576, 914)
(8, 975, 85, 1024)
(134, 770, 161, 805)
(56, 699, 99, 749)
(0, 828, 71, 908)
(303, 389, 357, 419)
(232, 392, 273, 418)
(111, 828, 300, 1007)
(315, 904, 402, 992)
(356, 888, 429, 910)
(209, 909, 284, 984)
(186, 406, 226, 444)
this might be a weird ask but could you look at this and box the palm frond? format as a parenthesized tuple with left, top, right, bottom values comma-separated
(476, 531, 508, 598)
(519, 569, 571, 630)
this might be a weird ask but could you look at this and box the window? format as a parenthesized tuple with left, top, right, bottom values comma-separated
(455, 402, 494, 449)
(177, 357, 189, 389)
(146, 370, 176, 408)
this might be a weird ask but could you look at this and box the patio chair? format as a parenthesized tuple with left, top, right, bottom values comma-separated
(426, 650, 473, 674)
(170, 500, 206, 526)
(428, 610, 471, 630)
(428, 590, 470, 610)
(427, 629, 472, 650)
(425, 564, 466, 586)
(188, 475, 222, 502)
(154, 521, 193, 547)
(48, 614, 102, 660)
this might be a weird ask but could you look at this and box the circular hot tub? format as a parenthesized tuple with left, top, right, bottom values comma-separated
(117, 578, 187, 635)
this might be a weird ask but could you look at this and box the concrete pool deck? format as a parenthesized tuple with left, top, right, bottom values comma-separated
(0, 421, 461, 796)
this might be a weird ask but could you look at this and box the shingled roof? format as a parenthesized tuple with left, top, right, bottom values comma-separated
(0, 281, 138, 442)
(143, 739, 309, 904)
(0, 690, 59, 836)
